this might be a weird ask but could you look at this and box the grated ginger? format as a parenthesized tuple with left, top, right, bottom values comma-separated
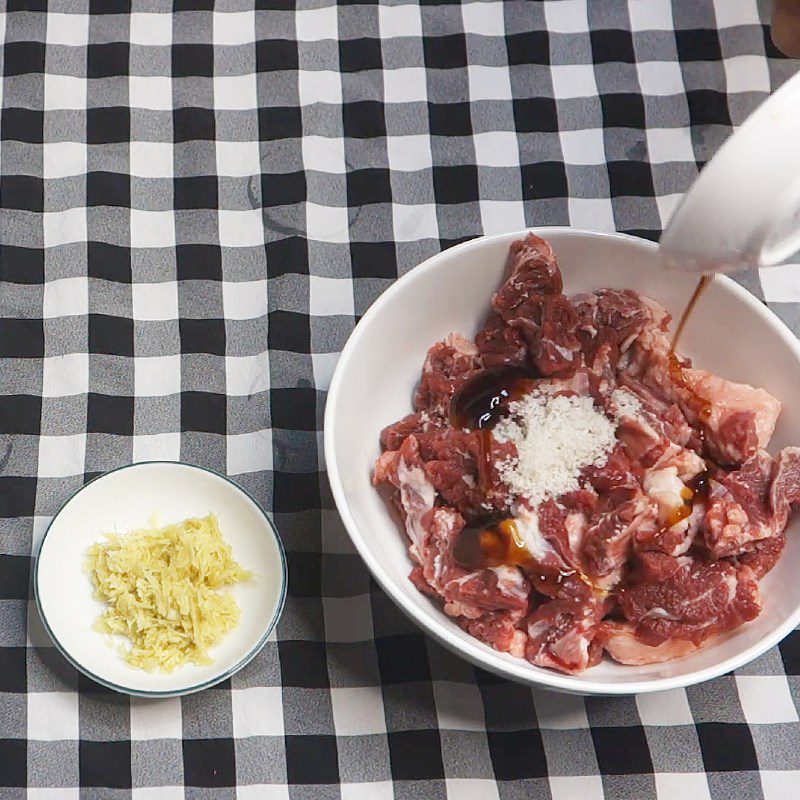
(84, 514, 252, 673)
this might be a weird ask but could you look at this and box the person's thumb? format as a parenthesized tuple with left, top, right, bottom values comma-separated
(772, 0, 800, 57)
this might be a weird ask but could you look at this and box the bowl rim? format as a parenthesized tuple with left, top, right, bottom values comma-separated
(34, 460, 288, 699)
(324, 226, 800, 695)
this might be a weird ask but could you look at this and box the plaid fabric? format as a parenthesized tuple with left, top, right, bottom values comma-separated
(1, 1, 799, 797)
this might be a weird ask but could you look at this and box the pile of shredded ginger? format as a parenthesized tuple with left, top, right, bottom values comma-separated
(85, 514, 252, 673)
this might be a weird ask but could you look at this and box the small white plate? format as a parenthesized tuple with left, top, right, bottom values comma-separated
(34, 461, 287, 697)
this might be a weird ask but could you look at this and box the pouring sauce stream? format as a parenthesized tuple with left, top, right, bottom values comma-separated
(671, 275, 710, 352)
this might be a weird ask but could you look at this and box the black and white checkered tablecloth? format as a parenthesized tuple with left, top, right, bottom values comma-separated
(2, 1, 800, 798)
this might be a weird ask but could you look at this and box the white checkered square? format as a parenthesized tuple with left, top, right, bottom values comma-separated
(461, 1, 506, 36)
(129, 12, 172, 46)
(473, 131, 521, 167)
(130, 697, 183, 740)
(550, 64, 598, 99)
(712, 0, 761, 28)
(132, 789, 184, 800)
(467, 65, 513, 101)
(42, 353, 89, 398)
(445, 779, 500, 800)
(479, 200, 527, 236)
(43, 141, 87, 179)
(378, 3, 422, 39)
(43, 74, 87, 110)
(227, 430, 273, 474)
(43, 208, 87, 248)
(628, 0, 674, 31)
(231, 686, 285, 737)
(218, 209, 265, 247)
(723, 54, 771, 95)
(132, 432, 181, 463)
(222, 280, 269, 320)
(214, 74, 258, 110)
(296, 5, 338, 41)
(226, 354, 271, 397)
(131, 210, 176, 248)
(567, 197, 615, 232)
(309, 275, 354, 317)
(132, 282, 180, 322)
(216, 140, 261, 178)
(636, 688, 695, 726)
(330, 687, 387, 736)
(27, 692, 79, 741)
(532, 690, 590, 730)
(383, 67, 428, 104)
(386, 135, 432, 172)
(311, 352, 340, 390)
(43, 277, 88, 319)
(130, 141, 174, 179)
(550, 777, 604, 800)
(543, 0, 589, 33)
(559, 128, 606, 165)
(129, 76, 173, 111)
(213, 10, 255, 45)
(761, 771, 800, 800)
(736, 676, 799, 724)
(37, 434, 86, 478)
(654, 773, 711, 800)
(637, 60, 686, 96)
(134, 356, 181, 397)
(760, 263, 800, 303)
(306, 202, 350, 244)
(392, 203, 439, 242)
(654, 192, 684, 228)
(645, 128, 696, 164)
(302, 135, 346, 174)
(298, 69, 342, 106)
(46, 13, 89, 46)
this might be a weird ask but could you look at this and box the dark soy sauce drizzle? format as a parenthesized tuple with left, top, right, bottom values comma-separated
(671, 275, 711, 352)
(453, 519, 578, 592)
(449, 367, 539, 570)
(449, 365, 536, 479)
(449, 366, 535, 431)
(668, 274, 715, 425)
(452, 519, 532, 569)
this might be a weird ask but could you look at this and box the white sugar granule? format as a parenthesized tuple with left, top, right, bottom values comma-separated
(493, 393, 617, 507)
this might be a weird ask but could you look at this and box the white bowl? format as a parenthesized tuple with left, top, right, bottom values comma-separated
(324, 227, 800, 695)
(35, 461, 287, 697)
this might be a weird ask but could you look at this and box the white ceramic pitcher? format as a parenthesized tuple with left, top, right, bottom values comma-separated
(660, 70, 800, 274)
